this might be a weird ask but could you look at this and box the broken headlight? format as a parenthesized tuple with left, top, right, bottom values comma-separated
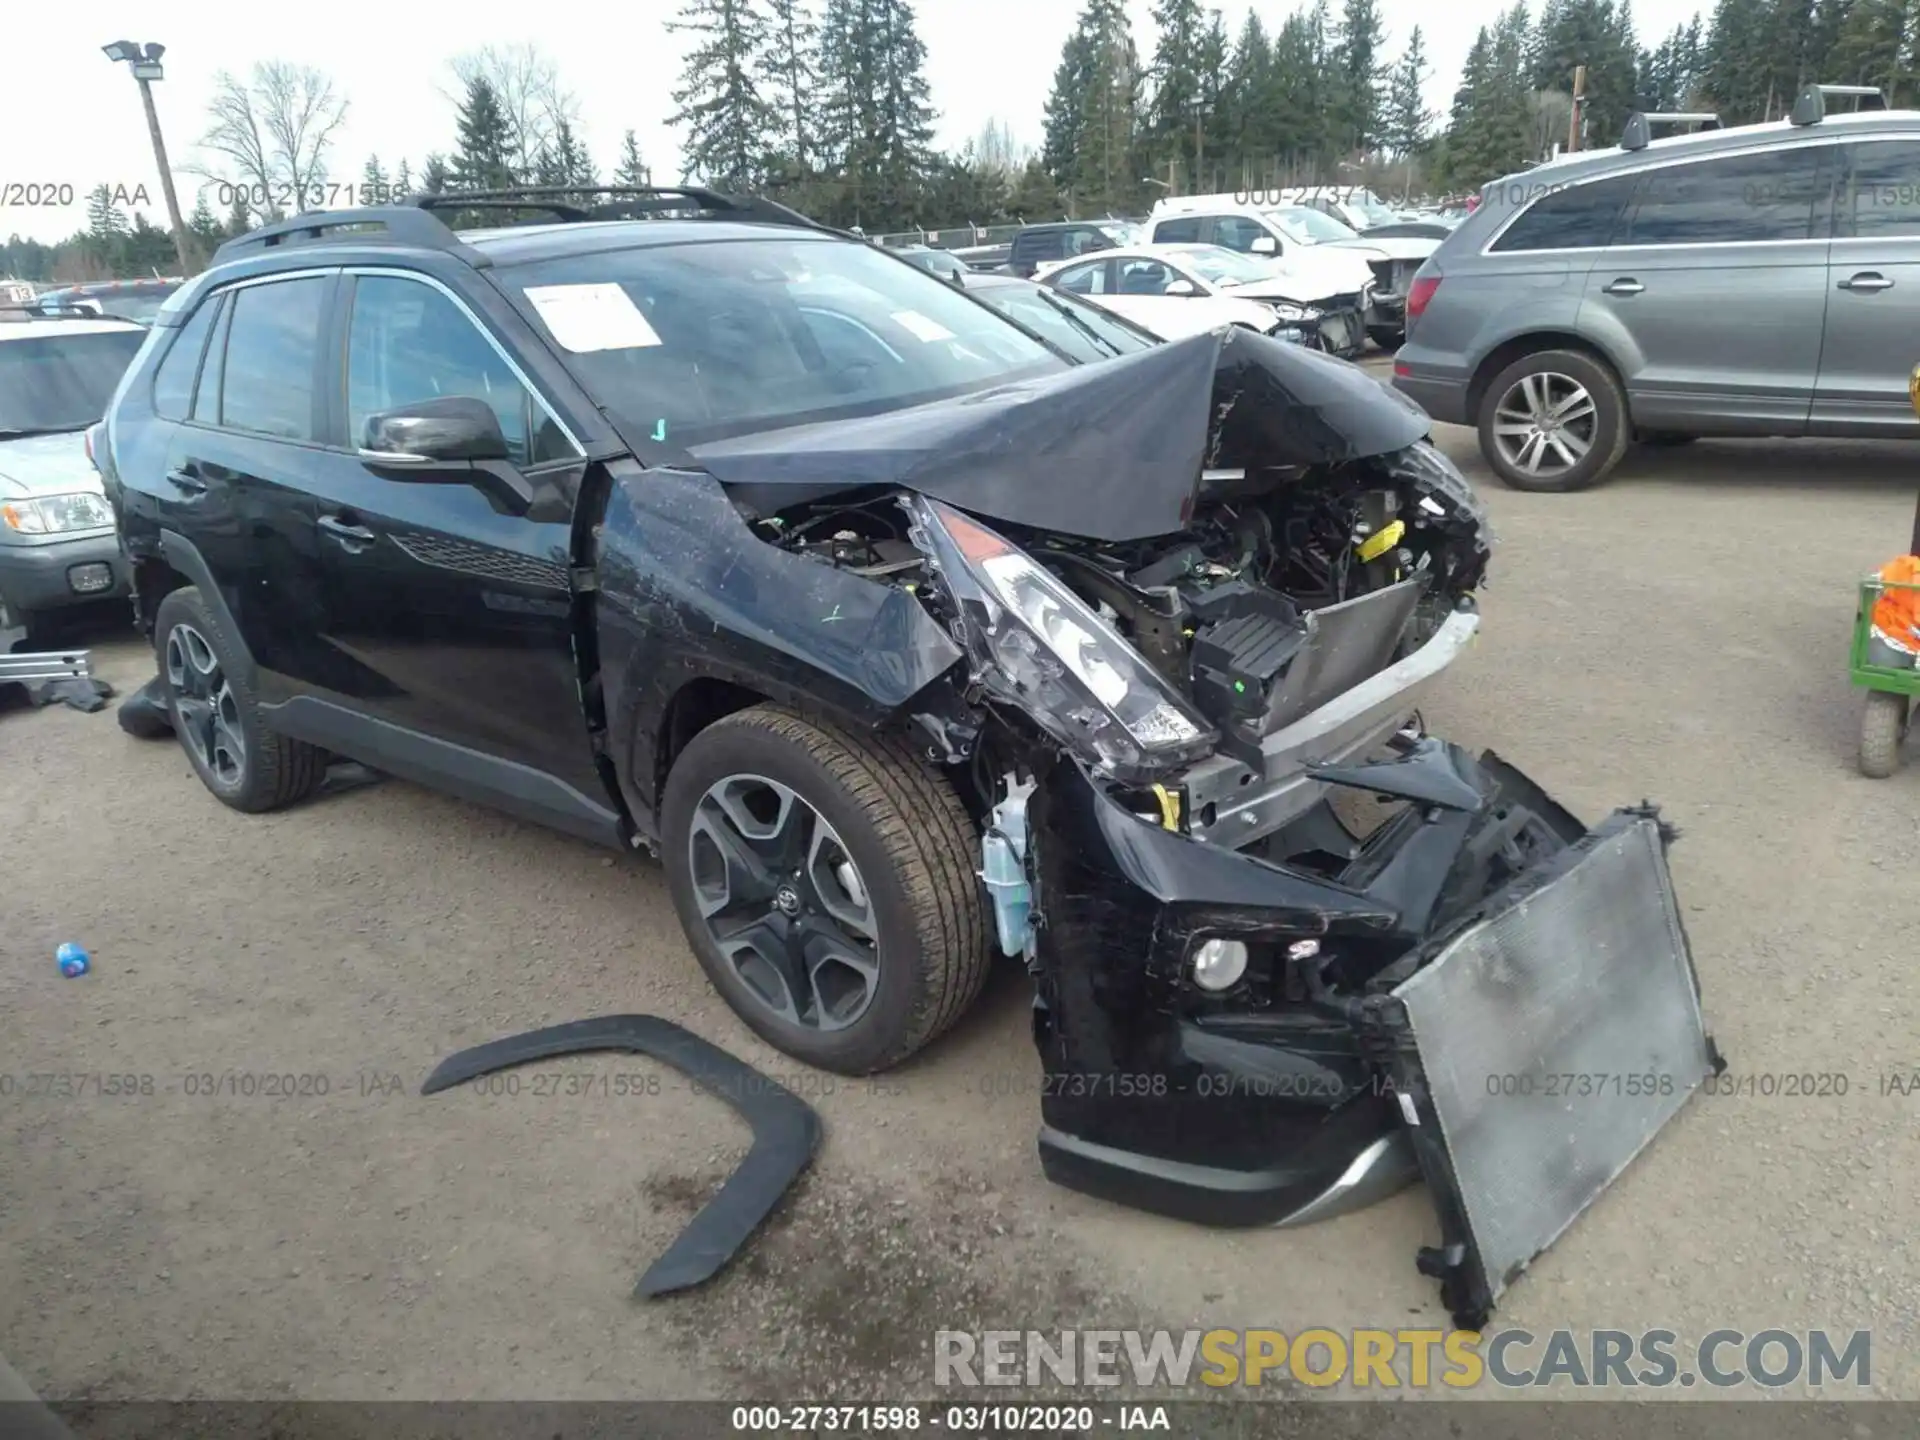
(906, 496, 1215, 780)
(1265, 301, 1322, 323)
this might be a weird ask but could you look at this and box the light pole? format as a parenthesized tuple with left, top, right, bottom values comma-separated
(102, 40, 195, 275)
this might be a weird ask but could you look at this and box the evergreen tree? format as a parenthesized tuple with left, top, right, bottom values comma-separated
(187, 193, 225, 263)
(613, 130, 651, 187)
(1703, 0, 1776, 121)
(1195, 9, 1230, 186)
(1218, 12, 1272, 183)
(361, 154, 389, 199)
(224, 192, 252, 238)
(1385, 26, 1435, 158)
(1146, 0, 1209, 183)
(1268, 5, 1338, 177)
(763, 0, 821, 184)
(420, 154, 452, 194)
(450, 76, 520, 190)
(1529, 0, 1641, 148)
(1077, 0, 1144, 211)
(669, 0, 779, 188)
(816, 0, 937, 227)
(1826, 0, 1916, 104)
(1333, 0, 1388, 156)
(1007, 155, 1065, 217)
(393, 158, 413, 195)
(1042, 21, 1097, 194)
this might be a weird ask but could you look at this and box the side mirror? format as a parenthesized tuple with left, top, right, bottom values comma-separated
(361, 395, 512, 465)
(1165, 279, 1199, 297)
(1250, 235, 1279, 255)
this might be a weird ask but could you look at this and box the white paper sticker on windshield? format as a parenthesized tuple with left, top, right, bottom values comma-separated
(523, 283, 662, 352)
(890, 309, 955, 343)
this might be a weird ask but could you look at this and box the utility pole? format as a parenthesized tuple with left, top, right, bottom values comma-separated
(1568, 65, 1587, 153)
(103, 41, 195, 275)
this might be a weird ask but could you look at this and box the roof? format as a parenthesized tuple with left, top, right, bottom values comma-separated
(0, 317, 147, 341)
(456, 217, 830, 267)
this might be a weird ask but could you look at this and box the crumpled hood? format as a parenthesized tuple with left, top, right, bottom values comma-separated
(690, 328, 1432, 543)
(1228, 247, 1377, 302)
(0, 432, 104, 500)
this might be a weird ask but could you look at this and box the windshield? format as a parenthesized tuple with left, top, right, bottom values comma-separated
(0, 330, 148, 433)
(509, 237, 1065, 445)
(1163, 246, 1276, 285)
(967, 282, 1155, 363)
(1266, 206, 1359, 243)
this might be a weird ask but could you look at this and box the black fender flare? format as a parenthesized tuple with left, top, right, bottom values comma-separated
(157, 528, 257, 688)
(421, 1015, 822, 1296)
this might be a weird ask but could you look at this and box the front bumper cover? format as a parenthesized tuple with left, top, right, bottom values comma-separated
(1024, 740, 1718, 1327)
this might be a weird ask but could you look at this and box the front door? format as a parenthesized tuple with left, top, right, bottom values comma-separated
(1813, 137, 1920, 435)
(1580, 143, 1837, 435)
(300, 269, 609, 818)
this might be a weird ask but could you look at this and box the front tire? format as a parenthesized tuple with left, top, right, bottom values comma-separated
(153, 586, 325, 812)
(1859, 691, 1910, 779)
(1367, 325, 1403, 351)
(660, 704, 991, 1075)
(1477, 349, 1629, 493)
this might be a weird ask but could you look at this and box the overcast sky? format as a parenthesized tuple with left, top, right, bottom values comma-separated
(2, 0, 1709, 246)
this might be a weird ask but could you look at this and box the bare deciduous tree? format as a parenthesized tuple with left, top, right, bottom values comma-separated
(192, 63, 348, 218)
(448, 43, 580, 179)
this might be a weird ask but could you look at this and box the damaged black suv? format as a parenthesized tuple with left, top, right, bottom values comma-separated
(99, 188, 1717, 1327)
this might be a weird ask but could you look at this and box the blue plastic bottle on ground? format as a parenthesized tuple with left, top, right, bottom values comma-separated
(56, 943, 90, 978)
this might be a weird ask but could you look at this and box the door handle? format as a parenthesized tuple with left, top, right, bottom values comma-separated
(318, 514, 377, 547)
(1840, 272, 1894, 292)
(1602, 278, 1644, 296)
(163, 468, 206, 494)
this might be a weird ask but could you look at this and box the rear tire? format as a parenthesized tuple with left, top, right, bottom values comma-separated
(660, 704, 991, 1075)
(1858, 690, 1910, 779)
(153, 586, 326, 812)
(1477, 349, 1629, 493)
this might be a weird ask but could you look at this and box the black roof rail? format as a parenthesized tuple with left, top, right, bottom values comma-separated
(0, 303, 149, 326)
(408, 185, 835, 234)
(1790, 84, 1887, 126)
(1620, 110, 1722, 151)
(211, 204, 474, 266)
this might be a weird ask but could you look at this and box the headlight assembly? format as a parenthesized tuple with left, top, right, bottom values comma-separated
(905, 495, 1215, 780)
(1267, 301, 1323, 323)
(1, 491, 115, 534)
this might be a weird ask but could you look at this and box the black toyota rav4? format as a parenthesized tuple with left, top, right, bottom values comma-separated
(99, 187, 1718, 1326)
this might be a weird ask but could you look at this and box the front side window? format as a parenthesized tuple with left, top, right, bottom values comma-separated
(1211, 216, 1270, 252)
(215, 277, 327, 441)
(510, 236, 1064, 446)
(0, 328, 148, 434)
(346, 275, 574, 466)
(1490, 173, 1638, 252)
(1621, 147, 1828, 245)
(1053, 261, 1110, 294)
(1151, 217, 1203, 244)
(1838, 140, 1920, 238)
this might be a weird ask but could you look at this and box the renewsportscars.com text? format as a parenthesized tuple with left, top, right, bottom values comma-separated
(933, 1327, 1871, 1390)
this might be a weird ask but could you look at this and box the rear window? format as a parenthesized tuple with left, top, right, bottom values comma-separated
(1489, 173, 1637, 252)
(0, 330, 149, 434)
(1151, 217, 1203, 244)
(509, 236, 1064, 446)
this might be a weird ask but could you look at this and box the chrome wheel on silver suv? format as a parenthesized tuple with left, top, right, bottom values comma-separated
(1476, 349, 1630, 493)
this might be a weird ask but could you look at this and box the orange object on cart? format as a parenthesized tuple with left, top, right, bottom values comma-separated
(1870, 554, 1920, 649)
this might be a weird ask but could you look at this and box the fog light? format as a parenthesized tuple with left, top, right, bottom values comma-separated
(1191, 938, 1249, 991)
(67, 562, 112, 594)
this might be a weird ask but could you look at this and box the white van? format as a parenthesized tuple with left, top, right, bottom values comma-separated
(1145, 193, 1439, 346)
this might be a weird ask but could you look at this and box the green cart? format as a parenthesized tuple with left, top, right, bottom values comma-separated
(1851, 576, 1919, 778)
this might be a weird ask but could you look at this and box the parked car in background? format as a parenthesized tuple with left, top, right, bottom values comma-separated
(30, 277, 183, 324)
(1393, 85, 1920, 492)
(1280, 186, 1407, 234)
(958, 272, 1164, 361)
(0, 316, 148, 643)
(1001, 221, 1135, 278)
(892, 243, 969, 285)
(1037, 242, 1366, 356)
(1145, 196, 1432, 346)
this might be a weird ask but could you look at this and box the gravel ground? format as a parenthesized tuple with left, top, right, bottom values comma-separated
(2, 411, 1917, 1407)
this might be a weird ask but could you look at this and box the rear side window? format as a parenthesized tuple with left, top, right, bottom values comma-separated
(1490, 174, 1637, 252)
(192, 296, 232, 425)
(150, 295, 221, 420)
(1152, 217, 1203, 244)
(1620, 148, 1827, 245)
(1838, 140, 1920, 237)
(214, 277, 327, 440)
(1013, 231, 1061, 262)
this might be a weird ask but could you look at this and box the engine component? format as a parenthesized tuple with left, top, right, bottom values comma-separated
(1186, 581, 1308, 731)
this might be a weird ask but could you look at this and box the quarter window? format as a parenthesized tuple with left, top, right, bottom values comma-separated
(216, 278, 327, 440)
(1489, 173, 1637, 252)
(1116, 258, 1179, 295)
(1053, 261, 1110, 295)
(346, 275, 574, 466)
(150, 294, 221, 421)
(1620, 148, 1827, 245)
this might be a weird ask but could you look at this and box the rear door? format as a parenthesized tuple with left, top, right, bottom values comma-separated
(1581, 143, 1836, 434)
(160, 271, 338, 703)
(297, 268, 608, 815)
(1813, 137, 1920, 435)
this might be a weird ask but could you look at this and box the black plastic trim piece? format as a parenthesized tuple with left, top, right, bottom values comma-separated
(156, 529, 257, 687)
(421, 1015, 821, 1296)
(257, 695, 626, 848)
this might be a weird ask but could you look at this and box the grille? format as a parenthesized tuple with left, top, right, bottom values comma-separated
(1392, 816, 1711, 1305)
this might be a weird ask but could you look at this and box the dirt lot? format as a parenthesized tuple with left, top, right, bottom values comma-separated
(3, 408, 1918, 1407)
